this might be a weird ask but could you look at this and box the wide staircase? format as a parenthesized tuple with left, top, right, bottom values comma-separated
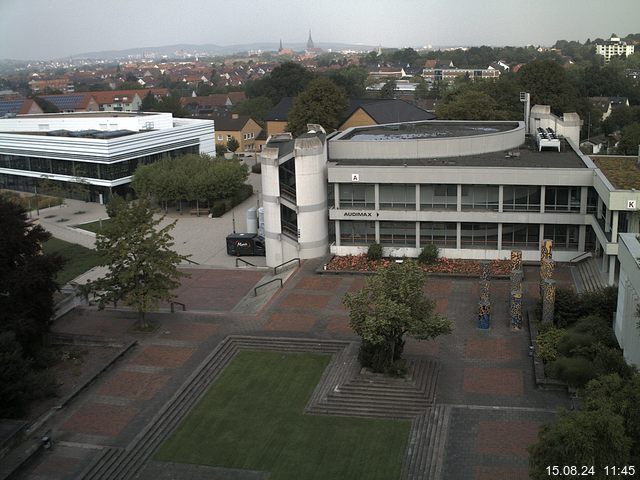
(573, 256, 607, 293)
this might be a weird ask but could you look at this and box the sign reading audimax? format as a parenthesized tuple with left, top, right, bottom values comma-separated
(342, 211, 380, 217)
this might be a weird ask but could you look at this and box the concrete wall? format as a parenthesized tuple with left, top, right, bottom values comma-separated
(615, 233, 640, 368)
(259, 146, 284, 267)
(529, 105, 582, 146)
(0, 112, 174, 132)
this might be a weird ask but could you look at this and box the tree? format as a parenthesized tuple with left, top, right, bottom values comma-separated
(226, 136, 240, 153)
(343, 261, 453, 372)
(233, 96, 273, 125)
(245, 62, 315, 104)
(378, 79, 397, 99)
(155, 91, 186, 117)
(436, 90, 511, 120)
(414, 79, 430, 101)
(0, 196, 63, 355)
(618, 122, 640, 155)
(328, 66, 369, 97)
(82, 198, 188, 328)
(529, 409, 631, 479)
(286, 77, 348, 136)
(140, 90, 159, 111)
(517, 60, 575, 114)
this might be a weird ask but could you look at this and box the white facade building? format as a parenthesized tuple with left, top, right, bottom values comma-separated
(0, 112, 214, 203)
(615, 233, 640, 368)
(596, 35, 635, 63)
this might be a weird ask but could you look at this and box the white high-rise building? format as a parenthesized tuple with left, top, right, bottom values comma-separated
(596, 35, 635, 63)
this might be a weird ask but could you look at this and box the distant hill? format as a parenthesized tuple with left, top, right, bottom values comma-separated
(69, 42, 380, 60)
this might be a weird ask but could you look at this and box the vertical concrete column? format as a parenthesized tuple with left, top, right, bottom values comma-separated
(260, 146, 283, 268)
(612, 211, 619, 240)
(457, 184, 462, 212)
(602, 252, 608, 273)
(597, 197, 603, 219)
(335, 220, 341, 247)
(578, 225, 586, 251)
(580, 186, 588, 215)
(456, 222, 461, 249)
(375, 221, 380, 243)
(498, 185, 504, 213)
(497, 223, 503, 251)
(605, 208, 611, 233)
(539, 224, 545, 250)
(540, 185, 546, 213)
(415, 184, 420, 212)
(334, 183, 340, 209)
(415, 222, 420, 249)
(374, 184, 380, 210)
(609, 256, 616, 286)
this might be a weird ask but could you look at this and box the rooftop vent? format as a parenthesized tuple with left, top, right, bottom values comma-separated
(536, 127, 561, 152)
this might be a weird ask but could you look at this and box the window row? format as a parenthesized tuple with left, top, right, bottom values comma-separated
(333, 183, 588, 213)
(338, 221, 578, 250)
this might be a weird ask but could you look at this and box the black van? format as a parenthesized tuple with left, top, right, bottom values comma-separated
(226, 233, 266, 256)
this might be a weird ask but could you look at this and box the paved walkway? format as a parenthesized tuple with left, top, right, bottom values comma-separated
(17, 260, 575, 480)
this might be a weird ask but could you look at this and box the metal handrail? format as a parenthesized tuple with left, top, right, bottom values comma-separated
(273, 257, 300, 275)
(184, 258, 200, 265)
(568, 251, 592, 264)
(170, 301, 186, 313)
(254, 278, 283, 296)
(235, 258, 256, 267)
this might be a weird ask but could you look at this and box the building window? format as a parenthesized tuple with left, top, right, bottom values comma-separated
(502, 223, 540, 248)
(281, 205, 298, 239)
(503, 186, 541, 212)
(461, 223, 499, 249)
(545, 186, 581, 212)
(587, 187, 598, 214)
(279, 159, 296, 202)
(420, 222, 457, 247)
(340, 221, 376, 245)
(339, 184, 375, 209)
(379, 184, 416, 210)
(461, 185, 499, 211)
(217, 135, 223, 141)
(380, 221, 415, 246)
(544, 224, 579, 250)
(227, 135, 232, 141)
(420, 184, 457, 210)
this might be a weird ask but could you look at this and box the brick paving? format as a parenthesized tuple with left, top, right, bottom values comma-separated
(20, 260, 577, 480)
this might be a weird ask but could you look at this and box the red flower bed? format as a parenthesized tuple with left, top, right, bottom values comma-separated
(326, 254, 511, 276)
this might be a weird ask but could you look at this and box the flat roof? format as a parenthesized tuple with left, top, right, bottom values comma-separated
(592, 156, 640, 189)
(3, 129, 139, 139)
(330, 137, 586, 169)
(13, 111, 157, 119)
(339, 121, 520, 141)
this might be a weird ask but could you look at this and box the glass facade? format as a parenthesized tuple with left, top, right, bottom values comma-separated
(380, 221, 416, 246)
(543, 224, 579, 250)
(461, 185, 499, 211)
(278, 158, 296, 202)
(545, 186, 581, 212)
(420, 222, 457, 247)
(502, 223, 540, 248)
(339, 184, 374, 209)
(340, 220, 376, 245)
(379, 184, 416, 210)
(502, 186, 541, 212)
(461, 223, 499, 248)
(420, 184, 457, 210)
(280, 205, 298, 239)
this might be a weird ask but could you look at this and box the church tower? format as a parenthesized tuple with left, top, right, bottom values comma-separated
(306, 30, 315, 51)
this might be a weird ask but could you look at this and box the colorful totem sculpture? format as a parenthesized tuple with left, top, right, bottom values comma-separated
(542, 279, 557, 323)
(510, 254, 524, 329)
(539, 239, 554, 298)
(510, 249, 523, 271)
(478, 261, 491, 329)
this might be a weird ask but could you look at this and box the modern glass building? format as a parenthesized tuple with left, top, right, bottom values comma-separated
(0, 112, 215, 203)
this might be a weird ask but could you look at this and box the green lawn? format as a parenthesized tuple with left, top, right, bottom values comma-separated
(75, 218, 112, 233)
(156, 351, 411, 480)
(42, 238, 103, 284)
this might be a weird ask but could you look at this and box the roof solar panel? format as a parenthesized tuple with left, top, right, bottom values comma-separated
(0, 100, 25, 115)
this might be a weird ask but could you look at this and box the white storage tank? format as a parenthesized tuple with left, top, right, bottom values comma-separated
(246, 207, 258, 234)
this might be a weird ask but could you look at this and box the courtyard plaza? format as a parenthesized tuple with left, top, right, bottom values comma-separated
(14, 255, 573, 480)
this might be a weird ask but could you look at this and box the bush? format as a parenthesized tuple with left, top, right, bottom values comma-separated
(572, 315, 617, 348)
(581, 286, 618, 324)
(557, 330, 598, 357)
(593, 346, 636, 379)
(553, 288, 582, 327)
(535, 326, 565, 362)
(251, 162, 262, 174)
(210, 184, 253, 218)
(418, 243, 439, 265)
(367, 243, 383, 261)
(210, 202, 227, 217)
(546, 356, 597, 387)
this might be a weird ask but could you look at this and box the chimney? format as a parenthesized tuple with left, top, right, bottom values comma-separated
(232, 113, 239, 119)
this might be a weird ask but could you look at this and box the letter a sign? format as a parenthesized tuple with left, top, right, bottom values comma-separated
(351, 173, 360, 182)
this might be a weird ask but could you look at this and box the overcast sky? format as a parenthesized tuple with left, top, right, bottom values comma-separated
(1, 0, 639, 60)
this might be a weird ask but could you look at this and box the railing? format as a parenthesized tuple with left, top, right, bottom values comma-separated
(170, 301, 186, 313)
(254, 278, 283, 296)
(569, 251, 593, 264)
(235, 258, 256, 267)
(280, 184, 297, 202)
(281, 220, 298, 239)
(184, 258, 200, 265)
(274, 257, 300, 275)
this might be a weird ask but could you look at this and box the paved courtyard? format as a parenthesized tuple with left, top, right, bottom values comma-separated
(17, 260, 575, 480)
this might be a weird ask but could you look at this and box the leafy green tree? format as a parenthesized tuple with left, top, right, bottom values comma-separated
(140, 90, 159, 111)
(517, 59, 575, 114)
(0, 196, 63, 355)
(245, 62, 315, 104)
(378, 79, 397, 99)
(436, 90, 511, 120)
(618, 122, 640, 155)
(414, 79, 430, 101)
(286, 77, 348, 136)
(329, 66, 369, 97)
(233, 96, 273, 125)
(529, 409, 631, 479)
(226, 136, 240, 153)
(390, 47, 420, 67)
(82, 198, 188, 328)
(156, 91, 186, 117)
(343, 261, 453, 372)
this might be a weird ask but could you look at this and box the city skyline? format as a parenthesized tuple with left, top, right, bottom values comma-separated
(1, 0, 639, 60)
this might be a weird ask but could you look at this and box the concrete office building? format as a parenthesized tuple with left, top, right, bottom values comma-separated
(260, 107, 640, 286)
(0, 112, 215, 203)
(615, 233, 640, 368)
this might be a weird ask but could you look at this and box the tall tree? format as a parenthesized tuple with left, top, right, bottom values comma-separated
(618, 122, 640, 155)
(245, 62, 314, 104)
(0, 196, 63, 355)
(343, 261, 453, 372)
(82, 198, 188, 328)
(436, 90, 511, 120)
(286, 77, 348, 136)
(517, 59, 575, 114)
(378, 79, 397, 99)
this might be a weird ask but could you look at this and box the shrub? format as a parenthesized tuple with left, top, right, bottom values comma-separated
(418, 243, 439, 265)
(210, 202, 226, 217)
(572, 314, 617, 347)
(251, 162, 262, 174)
(557, 330, 598, 357)
(581, 286, 618, 323)
(553, 288, 582, 327)
(367, 243, 383, 261)
(593, 346, 636, 379)
(546, 356, 597, 387)
(535, 326, 565, 362)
